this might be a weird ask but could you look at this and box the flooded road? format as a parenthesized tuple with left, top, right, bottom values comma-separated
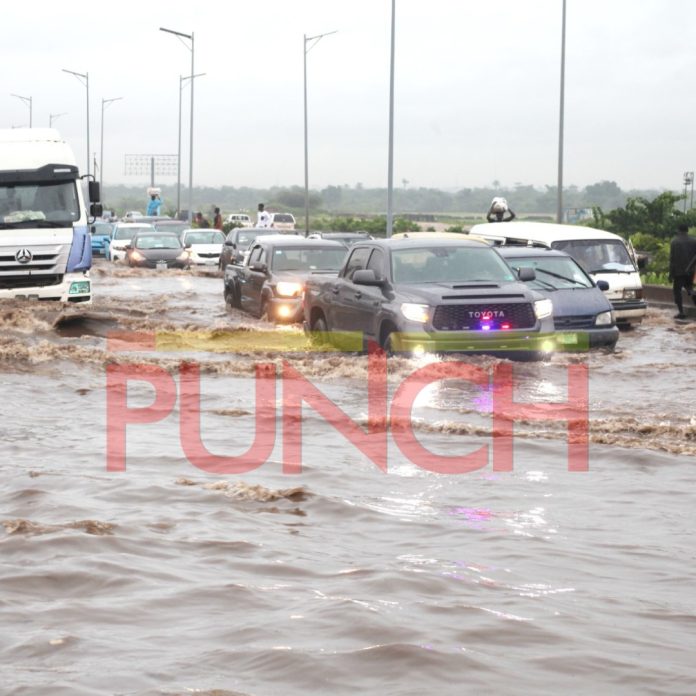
(1, 261, 695, 695)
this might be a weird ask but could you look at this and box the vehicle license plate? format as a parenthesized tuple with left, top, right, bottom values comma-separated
(557, 333, 578, 345)
(205, 259, 217, 265)
(156, 261, 167, 271)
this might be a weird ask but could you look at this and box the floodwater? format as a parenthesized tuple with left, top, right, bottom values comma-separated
(1, 261, 695, 695)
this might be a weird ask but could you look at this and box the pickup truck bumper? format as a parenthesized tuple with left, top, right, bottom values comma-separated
(390, 330, 557, 357)
(0, 272, 92, 303)
(269, 297, 303, 322)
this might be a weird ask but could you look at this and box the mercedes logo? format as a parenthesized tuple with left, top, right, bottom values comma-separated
(15, 249, 32, 265)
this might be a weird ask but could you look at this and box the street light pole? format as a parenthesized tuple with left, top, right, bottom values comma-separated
(303, 29, 337, 236)
(62, 69, 90, 176)
(11, 93, 33, 127)
(100, 97, 123, 201)
(161, 27, 195, 225)
(557, 0, 567, 224)
(178, 73, 205, 217)
(386, 0, 396, 237)
(49, 112, 67, 128)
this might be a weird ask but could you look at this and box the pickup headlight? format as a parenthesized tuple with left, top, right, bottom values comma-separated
(401, 303, 430, 323)
(533, 298, 553, 320)
(595, 310, 614, 326)
(276, 281, 303, 297)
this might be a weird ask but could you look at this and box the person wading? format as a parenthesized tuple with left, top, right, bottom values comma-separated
(669, 223, 696, 319)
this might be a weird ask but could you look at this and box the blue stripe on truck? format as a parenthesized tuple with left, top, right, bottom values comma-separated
(67, 225, 93, 272)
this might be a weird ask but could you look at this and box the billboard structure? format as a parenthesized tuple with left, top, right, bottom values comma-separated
(124, 154, 178, 188)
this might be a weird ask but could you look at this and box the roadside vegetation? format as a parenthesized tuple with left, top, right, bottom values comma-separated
(588, 192, 696, 285)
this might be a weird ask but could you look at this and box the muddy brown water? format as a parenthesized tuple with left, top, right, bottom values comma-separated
(1, 261, 694, 695)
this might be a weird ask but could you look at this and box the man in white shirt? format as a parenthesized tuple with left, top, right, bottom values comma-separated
(257, 203, 271, 227)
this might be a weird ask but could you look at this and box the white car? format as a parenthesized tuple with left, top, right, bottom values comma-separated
(107, 222, 156, 262)
(181, 229, 225, 266)
(226, 213, 252, 227)
(269, 212, 296, 231)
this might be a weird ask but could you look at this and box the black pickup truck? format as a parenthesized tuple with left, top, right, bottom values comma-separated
(223, 235, 347, 322)
(303, 238, 557, 358)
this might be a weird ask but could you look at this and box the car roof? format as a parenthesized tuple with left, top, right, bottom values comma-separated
(469, 221, 623, 243)
(115, 222, 156, 228)
(390, 231, 467, 240)
(355, 237, 490, 250)
(255, 236, 344, 248)
(496, 247, 571, 258)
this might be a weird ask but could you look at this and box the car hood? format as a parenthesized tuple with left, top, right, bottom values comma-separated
(393, 280, 537, 304)
(536, 287, 613, 317)
(189, 243, 222, 253)
(137, 248, 185, 259)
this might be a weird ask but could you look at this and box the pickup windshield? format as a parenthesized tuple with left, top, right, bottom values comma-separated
(0, 180, 79, 225)
(271, 247, 346, 271)
(552, 239, 636, 273)
(391, 246, 517, 284)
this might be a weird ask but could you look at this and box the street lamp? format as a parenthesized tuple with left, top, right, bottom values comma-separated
(62, 68, 90, 176)
(161, 26, 195, 225)
(11, 93, 33, 127)
(386, 0, 396, 237)
(49, 112, 67, 127)
(178, 73, 205, 216)
(100, 97, 123, 200)
(683, 171, 693, 213)
(557, 0, 567, 224)
(304, 29, 337, 235)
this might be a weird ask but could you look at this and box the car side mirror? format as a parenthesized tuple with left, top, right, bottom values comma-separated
(224, 240, 235, 247)
(518, 267, 536, 281)
(185, 243, 192, 249)
(637, 255, 647, 270)
(596, 279, 610, 291)
(250, 261, 267, 273)
(90, 203, 103, 219)
(352, 269, 385, 286)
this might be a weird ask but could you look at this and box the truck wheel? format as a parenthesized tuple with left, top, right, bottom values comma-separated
(224, 284, 240, 308)
(259, 298, 270, 321)
(310, 315, 331, 346)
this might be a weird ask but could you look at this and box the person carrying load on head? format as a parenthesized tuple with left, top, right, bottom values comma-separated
(486, 197, 516, 223)
(147, 189, 163, 216)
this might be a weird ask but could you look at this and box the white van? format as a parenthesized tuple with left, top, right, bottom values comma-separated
(226, 213, 252, 228)
(468, 222, 647, 326)
(269, 212, 296, 231)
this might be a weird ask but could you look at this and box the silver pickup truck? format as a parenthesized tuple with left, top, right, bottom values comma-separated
(303, 237, 557, 359)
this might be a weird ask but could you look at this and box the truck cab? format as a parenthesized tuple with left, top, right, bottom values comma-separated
(0, 129, 100, 302)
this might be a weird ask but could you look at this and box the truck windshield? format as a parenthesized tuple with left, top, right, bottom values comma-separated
(271, 247, 346, 271)
(391, 246, 517, 284)
(552, 239, 636, 273)
(0, 180, 79, 225)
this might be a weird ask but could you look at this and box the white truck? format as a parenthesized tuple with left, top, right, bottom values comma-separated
(0, 128, 101, 303)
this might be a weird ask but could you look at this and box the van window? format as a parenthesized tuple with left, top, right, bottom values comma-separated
(552, 239, 635, 273)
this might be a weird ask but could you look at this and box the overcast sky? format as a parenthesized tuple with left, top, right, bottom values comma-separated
(4, 0, 696, 191)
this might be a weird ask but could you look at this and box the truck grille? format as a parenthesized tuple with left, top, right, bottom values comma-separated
(0, 274, 63, 290)
(0, 245, 65, 275)
(433, 303, 536, 330)
(554, 315, 595, 330)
